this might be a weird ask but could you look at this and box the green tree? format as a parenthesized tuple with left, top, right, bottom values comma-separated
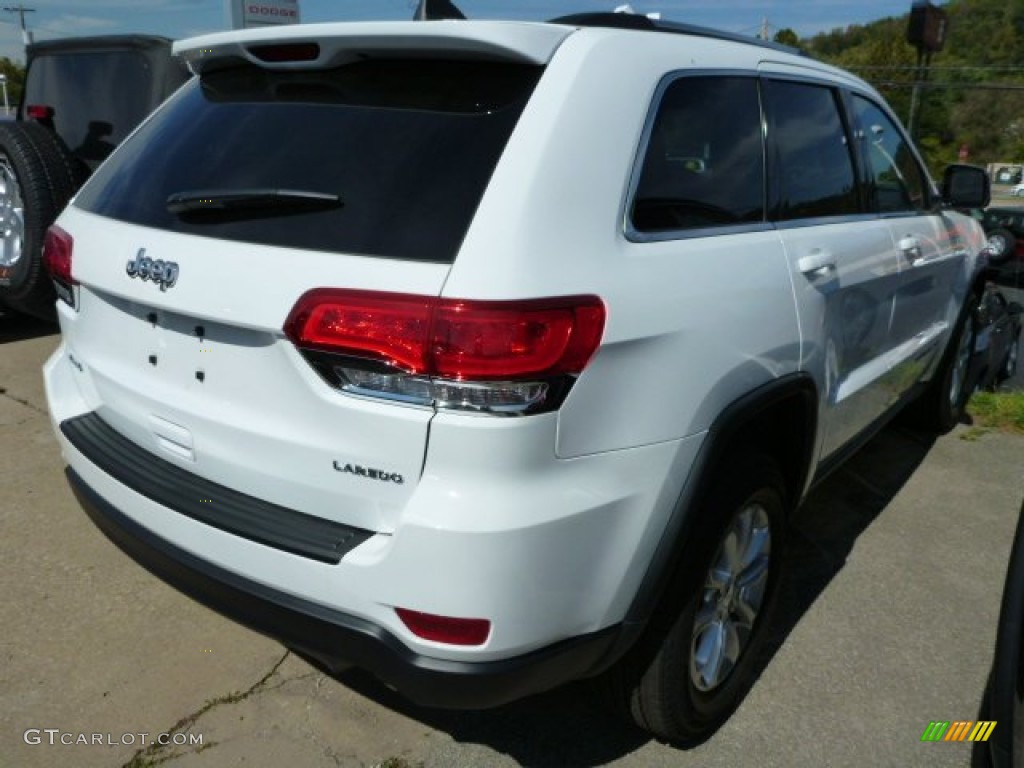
(0, 57, 24, 113)
(773, 28, 800, 48)
(805, 0, 1024, 173)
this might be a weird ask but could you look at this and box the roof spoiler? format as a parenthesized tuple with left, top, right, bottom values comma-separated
(413, 0, 466, 20)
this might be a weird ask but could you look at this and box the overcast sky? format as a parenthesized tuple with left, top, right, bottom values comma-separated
(0, 1, 917, 62)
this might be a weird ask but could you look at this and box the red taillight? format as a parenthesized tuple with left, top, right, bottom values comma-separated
(284, 290, 605, 381)
(432, 300, 605, 379)
(395, 608, 491, 646)
(43, 225, 74, 285)
(287, 290, 433, 373)
(26, 104, 54, 120)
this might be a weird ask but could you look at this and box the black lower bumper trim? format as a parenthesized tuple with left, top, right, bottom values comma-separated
(60, 412, 371, 564)
(67, 467, 620, 709)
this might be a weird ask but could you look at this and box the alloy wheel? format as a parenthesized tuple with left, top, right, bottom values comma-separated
(949, 317, 974, 408)
(0, 155, 24, 271)
(690, 502, 772, 692)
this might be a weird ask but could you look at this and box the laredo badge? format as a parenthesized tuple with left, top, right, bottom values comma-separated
(333, 461, 404, 485)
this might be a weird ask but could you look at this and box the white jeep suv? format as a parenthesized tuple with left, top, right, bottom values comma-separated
(42, 12, 990, 744)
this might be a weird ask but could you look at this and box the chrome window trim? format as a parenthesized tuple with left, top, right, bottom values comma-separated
(628, 221, 775, 243)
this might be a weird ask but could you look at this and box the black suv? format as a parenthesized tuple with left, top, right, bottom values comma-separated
(0, 35, 188, 319)
(994, 166, 1023, 185)
(972, 206, 1024, 267)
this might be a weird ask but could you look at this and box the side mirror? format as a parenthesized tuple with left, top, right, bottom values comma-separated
(942, 164, 991, 209)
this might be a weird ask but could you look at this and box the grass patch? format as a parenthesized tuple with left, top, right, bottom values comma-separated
(967, 390, 1024, 434)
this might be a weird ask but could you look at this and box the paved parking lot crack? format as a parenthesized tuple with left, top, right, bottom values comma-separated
(120, 650, 291, 768)
(0, 386, 47, 416)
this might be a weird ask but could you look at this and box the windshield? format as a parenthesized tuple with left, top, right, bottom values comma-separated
(23, 50, 158, 168)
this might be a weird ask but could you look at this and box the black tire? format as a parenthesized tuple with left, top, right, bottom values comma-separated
(0, 122, 82, 321)
(607, 454, 787, 745)
(999, 332, 1019, 383)
(911, 294, 978, 433)
(987, 228, 1016, 265)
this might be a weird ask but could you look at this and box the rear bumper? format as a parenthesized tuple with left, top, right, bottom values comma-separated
(67, 466, 620, 708)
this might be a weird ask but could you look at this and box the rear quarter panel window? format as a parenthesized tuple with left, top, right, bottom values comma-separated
(630, 76, 765, 234)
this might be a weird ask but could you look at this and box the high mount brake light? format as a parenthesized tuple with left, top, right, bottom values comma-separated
(284, 290, 605, 414)
(247, 43, 320, 63)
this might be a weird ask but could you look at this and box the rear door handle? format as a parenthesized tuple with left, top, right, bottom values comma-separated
(797, 250, 836, 279)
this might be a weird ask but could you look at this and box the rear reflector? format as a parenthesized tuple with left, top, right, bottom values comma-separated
(285, 290, 605, 380)
(395, 608, 491, 646)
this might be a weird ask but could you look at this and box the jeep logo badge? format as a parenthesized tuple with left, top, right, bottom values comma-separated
(126, 249, 179, 291)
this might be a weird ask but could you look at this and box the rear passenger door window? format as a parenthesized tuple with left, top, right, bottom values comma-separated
(630, 76, 764, 235)
(762, 80, 858, 221)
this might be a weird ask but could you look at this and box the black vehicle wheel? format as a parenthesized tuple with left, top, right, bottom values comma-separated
(608, 454, 787, 745)
(1000, 333, 1019, 383)
(987, 228, 1017, 265)
(911, 294, 978, 433)
(0, 122, 81, 321)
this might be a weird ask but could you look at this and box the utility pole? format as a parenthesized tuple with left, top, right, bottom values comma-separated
(4, 4, 35, 45)
(905, 1, 948, 140)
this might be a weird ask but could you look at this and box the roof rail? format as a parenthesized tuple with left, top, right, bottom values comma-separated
(548, 12, 802, 56)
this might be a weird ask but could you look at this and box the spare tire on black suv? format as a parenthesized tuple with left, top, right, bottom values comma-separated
(0, 121, 81, 318)
(0, 35, 188, 320)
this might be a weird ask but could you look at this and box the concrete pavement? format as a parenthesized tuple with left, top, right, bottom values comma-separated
(2, 314, 1021, 768)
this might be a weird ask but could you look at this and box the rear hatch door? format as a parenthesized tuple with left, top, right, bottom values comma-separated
(58, 23, 564, 533)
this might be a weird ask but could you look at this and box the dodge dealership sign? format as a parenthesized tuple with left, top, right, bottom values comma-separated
(226, 0, 300, 28)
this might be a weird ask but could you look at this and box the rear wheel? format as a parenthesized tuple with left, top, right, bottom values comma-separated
(0, 122, 81, 320)
(1000, 333, 1019, 382)
(608, 454, 787, 745)
(911, 294, 977, 433)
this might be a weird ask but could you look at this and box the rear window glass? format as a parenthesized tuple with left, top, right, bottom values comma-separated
(23, 51, 156, 167)
(76, 60, 542, 263)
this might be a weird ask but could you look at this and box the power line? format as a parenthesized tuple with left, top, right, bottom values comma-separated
(848, 64, 1024, 72)
(873, 81, 1024, 91)
(3, 4, 33, 44)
